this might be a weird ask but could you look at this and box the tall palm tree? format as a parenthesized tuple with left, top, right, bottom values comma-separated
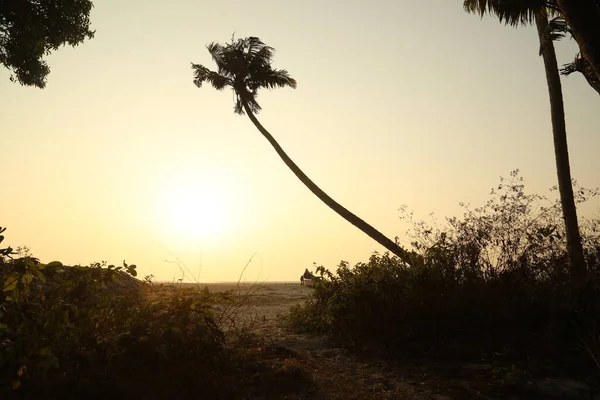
(464, 1, 587, 281)
(191, 36, 414, 265)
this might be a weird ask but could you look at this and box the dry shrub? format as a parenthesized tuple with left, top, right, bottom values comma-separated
(289, 171, 600, 375)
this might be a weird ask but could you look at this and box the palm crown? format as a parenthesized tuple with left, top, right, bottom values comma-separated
(191, 36, 297, 115)
(464, 0, 558, 25)
(464, 0, 599, 93)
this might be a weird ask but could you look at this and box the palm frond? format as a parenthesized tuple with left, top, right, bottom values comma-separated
(539, 17, 572, 55)
(191, 63, 230, 90)
(561, 53, 600, 95)
(246, 44, 275, 72)
(207, 42, 229, 74)
(463, 0, 553, 26)
(234, 91, 262, 115)
(192, 34, 296, 114)
(248, 69, 297, 91)
(245, 37, 268, 57)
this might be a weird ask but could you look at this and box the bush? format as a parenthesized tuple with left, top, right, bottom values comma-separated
(288, 172, 600, 373)
(0, 231, 234, 399)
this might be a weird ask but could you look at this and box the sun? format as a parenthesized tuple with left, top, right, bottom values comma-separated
(167, 190, 227, 238)
(154, 172, 235, 243)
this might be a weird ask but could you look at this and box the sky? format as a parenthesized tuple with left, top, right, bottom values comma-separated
(2, 0, 599, 282)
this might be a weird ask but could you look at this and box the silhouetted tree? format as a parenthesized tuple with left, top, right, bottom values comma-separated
(555, 0, 600, 84)
(191, 36, 414, 264)
(0, 0, 95, 88)
(464, 1, 587, 281)
(463, 1, 599, 94)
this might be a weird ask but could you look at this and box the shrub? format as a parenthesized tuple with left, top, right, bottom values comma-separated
(0, 230, 231, 399)
(288, 172, 600, 373)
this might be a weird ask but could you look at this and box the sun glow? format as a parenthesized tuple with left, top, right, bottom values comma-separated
(154, 169, 237, 244)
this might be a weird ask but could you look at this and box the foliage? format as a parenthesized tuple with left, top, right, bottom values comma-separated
(463, 0, 600, 95)
(191, 35, 296, 115)
(0, 0, 95, 88)
(0, 228, 318, 399)
(0, 233, 233, 399)
(288, 172, 600, 375)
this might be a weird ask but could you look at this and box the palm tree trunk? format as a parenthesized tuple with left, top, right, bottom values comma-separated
(536, 13, 587, 282)
(556, 0, 600, 82)
(243, 103, 416, 265)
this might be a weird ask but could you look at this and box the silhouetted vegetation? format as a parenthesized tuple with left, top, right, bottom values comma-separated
(465, 1, 589, 282)
(0, 233, 316, 399)
(464, 0, 600, 94)
(549, 0, 600, 85)
(0, 0, 95, 88)
(288, 172, 600, 383)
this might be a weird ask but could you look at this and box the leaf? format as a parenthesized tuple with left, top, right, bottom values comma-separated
(33, 269, 46, 283)
(22, 273, 33, 286)
(46, 261, 63, 268)
(12, 380, 21, 390)
(3, 276, 19, 292)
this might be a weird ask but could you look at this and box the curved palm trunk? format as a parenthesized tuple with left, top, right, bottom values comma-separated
(536, 13, 587, 282)
(243, 103, 415, 265)
(556, 0, 600, 82)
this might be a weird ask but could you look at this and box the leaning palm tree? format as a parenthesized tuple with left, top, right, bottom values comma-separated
(540, 16, 600, 95)
(464, 1, 587, 281)
(554, 0, 600, 83)
(191, 36, 415, 265)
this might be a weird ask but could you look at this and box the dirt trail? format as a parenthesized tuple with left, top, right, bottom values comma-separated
(201, 282, 598, 400)
(237, 285, 452, 400)
(261, 328, 451, 400)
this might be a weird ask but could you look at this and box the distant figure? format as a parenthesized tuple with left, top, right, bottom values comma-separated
(301, 268, 315, 287)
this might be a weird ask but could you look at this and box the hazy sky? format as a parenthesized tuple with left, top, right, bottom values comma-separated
(2, 0, 599, 282)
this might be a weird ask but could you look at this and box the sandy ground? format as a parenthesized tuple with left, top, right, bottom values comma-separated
(149, 282, 451, 399)
(146, 282, 598, 400)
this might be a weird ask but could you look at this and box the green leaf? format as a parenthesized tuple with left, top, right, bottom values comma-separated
(22, 273, 33, 285)
(3, 277, 19, 292)
(33, 269, 46, 283)
(46, 261, 63, 268)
